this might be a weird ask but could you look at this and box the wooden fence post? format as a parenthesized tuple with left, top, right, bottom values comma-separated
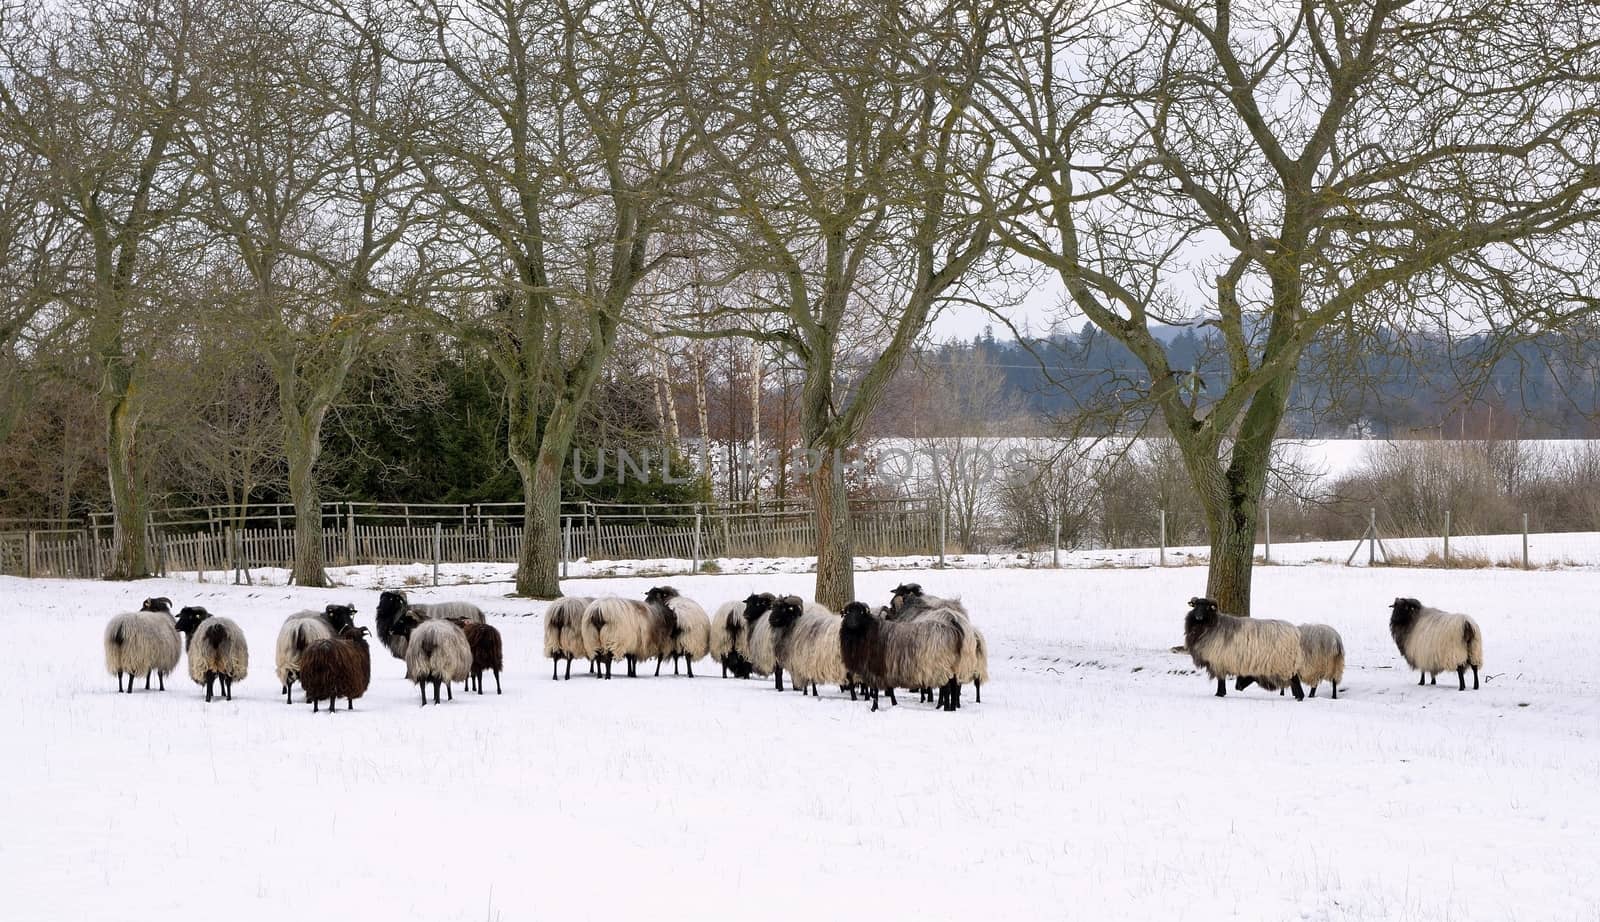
(24, 531, 34, 578)
(692, 511, 703, 574)
(433, 522, 442, 588)
(562, 516, 571, 579)
(1264, 509, 1271, 564)
(1052, 511, 1061, 569)
(1522, 512, 1530, 569)
(937, 501, 947, 569)
(1369, 508, 1377, 565)
(1158, 509, 1166, 567)
(345, 508, 356, 566)
(1443, 510, 1451, 566)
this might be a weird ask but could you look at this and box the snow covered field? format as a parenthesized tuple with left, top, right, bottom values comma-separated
(5, 565, 1599, 921)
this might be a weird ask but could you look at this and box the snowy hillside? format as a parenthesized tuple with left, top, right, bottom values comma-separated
(6, 565, 1598, 921)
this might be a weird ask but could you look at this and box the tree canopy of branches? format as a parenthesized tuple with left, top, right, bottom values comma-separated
(975, 0, 1600, 613)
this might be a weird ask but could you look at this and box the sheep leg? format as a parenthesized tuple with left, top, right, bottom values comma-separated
(1419, 672, 1426, 686)
(419, 682, 427, 706)
(144, 672, 151, 690)
(673, 654, 680, 675)
(887, 687, 898, 707)
(1457, 666, 1466, 691)
(1215, 676, 1227, 697)
(1309, 684, 1318, 698)
(1235, 676, 1256, 692)
(686, 658, 694, 679)
(869, 686, 879, 712)
(552, 658, 559, 681)
(205, 673, 215, 703)
(655, 657, 663, 677)
(1290, 676, 1305, 701)
(1430, 674, 1437, 685)
(157, 672, 165, 692)
(721, 661, 728, 678)
(494, 669, 501, 694)
(446, 681, 453, 701)
(1331, 682, 1338, 699)
(313, 698, 319, 713)
(477, 672, 485, 695)
(774, 666, 784, 692)
(286, 681, 294, 704)
(1472, 666, 1479, 690)
(564, 656, 573, 681)
(974, 679, 981, 703)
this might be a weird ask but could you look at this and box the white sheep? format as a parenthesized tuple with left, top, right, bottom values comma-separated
(581, 597, 653, 679)
(1389, 598, 1484, 690)
(708, 600, 754, 678)
(395, 614, 472, 705)
(894, 603, 984, 708)
(769, 596, 848, 697)
(543, 596, 594, 680)
(1183, 598, 1304, 701)
(174, 607, 249, 702)
(1297, 623, 1345, 699)
(644, 587, 711, 677)
(275, 617, 333, 704)
(104, 608, 181, 693)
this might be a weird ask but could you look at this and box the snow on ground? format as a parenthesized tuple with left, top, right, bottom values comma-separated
(4, 564, 1598, 921)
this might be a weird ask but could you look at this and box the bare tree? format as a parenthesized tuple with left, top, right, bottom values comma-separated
(659, 0, 1001, 608)
(0, 0, 209, 578)
(362, 0, 697, 597)
(976, 0, 1600, 613)
(187, 1, 413, 586)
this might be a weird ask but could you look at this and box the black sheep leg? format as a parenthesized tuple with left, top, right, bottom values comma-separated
(1331, 681, 1338, 699)
(655, 657, 663, 677)
(157, 672, 165, 692)
(1290, 676, 1306, 701)
(347, 697, 354, 710)
(419, 681, 427, 706)
(225, 676, 233, 700)
(313, 697, 320, 713)
(887, 687, 898, 707)
(673, 654, 680, 676)
(870, 686, 879, 712)
(774, 667, 784, 692)
(1419, 672, 1426, 686)
(1472, 666, 1479, 690)
(721, 661, 728, 678)
(552, 658, 559, 681)
(685, 658, 693, 679)
(1215, 676, 1227, 697)
(1236, 676, 1256, 692)
(564, 656, 572, 680)
(1430, 674, 1437, 685)
(446, 680, 453, 701)
(145, 672, 151, 690)
(494, 669, 502, 693)
(974, 679, 981, 703)
(286, 681, 294, 704)
(205, 673, 216, 702)
(1309, 684, 1318, 698)
(1457, 666, 1466, 691)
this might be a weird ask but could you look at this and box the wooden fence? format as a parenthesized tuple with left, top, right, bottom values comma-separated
(1, 500, 935, 579)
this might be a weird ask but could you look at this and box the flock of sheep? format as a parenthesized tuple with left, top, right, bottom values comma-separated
(542, 583, 989, 711)
(1184, 595, 1486, 699)
(101, 582, 1486, 711)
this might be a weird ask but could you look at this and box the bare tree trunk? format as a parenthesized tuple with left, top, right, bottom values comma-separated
(284, 422, 330, 588)
(103, 372, 150, 579)
(811, 445, 855, 611)
(748, 340, 762, 504)
(512, 437, 569, 599)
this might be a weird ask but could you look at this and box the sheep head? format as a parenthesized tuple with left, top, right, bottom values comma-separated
(644, 586, 679, 605)
(889, 583, 923, 611)
(325, 604, 358, 632)
(769, 596, 805, 630)
(742, 592, 775, 621)
(174, 606, 210, 639)
(140, 597, 172, 613)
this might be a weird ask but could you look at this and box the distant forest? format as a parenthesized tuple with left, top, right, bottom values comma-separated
(887, 323, 1600, 440)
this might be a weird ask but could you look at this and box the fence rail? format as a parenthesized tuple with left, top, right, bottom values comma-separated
(3, 500, 936, 580)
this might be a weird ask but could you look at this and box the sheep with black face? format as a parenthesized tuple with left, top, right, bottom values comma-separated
(104, 602, 181, 693)
(644, 586, 711, 678)
(838, 601, 965, 712)
(392, 612, 471, 705)
(1183, 598, 1304, 701)
(768, 596, 847, 697)
(375, 590, 484, 662)
(1389, 598, 1483, 691)
(175, 606, 249, 703)
(276, 605, 358, 703)
(708, 600, 755, 678)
